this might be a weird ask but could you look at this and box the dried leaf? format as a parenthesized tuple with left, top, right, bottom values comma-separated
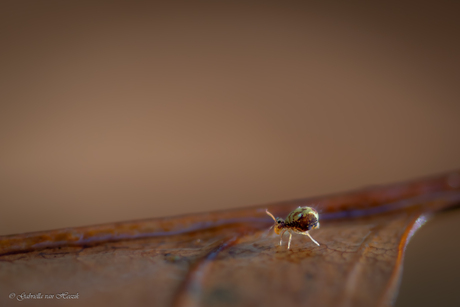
(1, 171, 460, 307)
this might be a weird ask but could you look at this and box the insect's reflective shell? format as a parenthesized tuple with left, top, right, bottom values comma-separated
(285, 207, 320, 232)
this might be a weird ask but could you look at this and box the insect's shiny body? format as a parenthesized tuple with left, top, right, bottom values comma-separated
(285, 207, 320, 232)
(266, 206, 320, 249)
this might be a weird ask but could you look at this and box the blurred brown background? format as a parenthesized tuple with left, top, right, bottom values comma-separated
(0, 0, 459, 306)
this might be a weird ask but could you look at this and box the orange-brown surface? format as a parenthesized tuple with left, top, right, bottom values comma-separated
(1, 171, 459, 307)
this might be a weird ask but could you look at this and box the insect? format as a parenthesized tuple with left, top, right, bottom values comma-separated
(266, 206, 320, 249)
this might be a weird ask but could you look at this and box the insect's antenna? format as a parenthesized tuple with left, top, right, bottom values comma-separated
(265, 209, 277, 222)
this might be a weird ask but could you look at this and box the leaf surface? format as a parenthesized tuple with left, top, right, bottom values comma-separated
(1, 171, 460, 307)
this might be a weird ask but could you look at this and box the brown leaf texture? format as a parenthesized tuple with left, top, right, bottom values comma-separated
(1, 171, 460, 307)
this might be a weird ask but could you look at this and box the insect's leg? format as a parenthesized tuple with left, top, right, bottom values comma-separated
(301, 231, 320, 246)
(287, 232, 293, 249)
(279, 230, 286, 246)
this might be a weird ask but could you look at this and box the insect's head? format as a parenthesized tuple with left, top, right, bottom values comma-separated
(265, 210, 285, 234)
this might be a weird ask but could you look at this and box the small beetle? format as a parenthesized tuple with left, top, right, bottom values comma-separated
(266, 206, 320, 249)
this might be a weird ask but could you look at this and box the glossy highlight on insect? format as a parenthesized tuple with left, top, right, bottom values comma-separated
(266, 206, 320, 249)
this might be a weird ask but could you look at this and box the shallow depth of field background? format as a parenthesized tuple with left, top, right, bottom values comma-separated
(1, 1, 459, 306)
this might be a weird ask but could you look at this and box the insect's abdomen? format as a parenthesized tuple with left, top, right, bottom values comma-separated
(285, 207, 319, 231)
